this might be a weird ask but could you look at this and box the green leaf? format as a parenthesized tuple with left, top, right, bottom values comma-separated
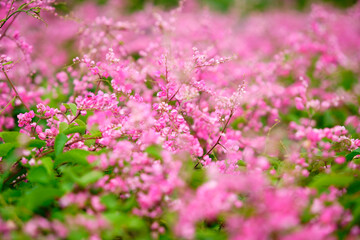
(190, 168, 206, 189)
(75, 119, 86, 126)
(347, 180, 360, 195)
(195, 228, 227, 240)
(145, 79, 153, 89)
(54, 133, 68, 156)
(20, 186, 63, 211)
(63, 126, 86, 135)
(346, 148, 360, 162)
(145, 144, 162, 160)
(83, 132, 101, 147)
(1, 189, 21, 204)
(59, 122, 69, 132)
(85, 131, 102, 138)
(2, 61, 13, 66)
(68, 103, 77, 116)
(27, 139, 46, 149)
(68, 229, 89, 240)
(84, 139, 96, 147)
(54, 149, 90, 168)
(77, 171, 104, 187)
(310, 174, 354, 191)
(168, 100, 177, 106)
(0, 132, 22, 143)
(104, 212, 147, 231)
(237, 160, 247, 167)
(27, 166, 51, 184)
(231, 117, 246, 129)
(40, 157, 54, 174)
(340, 69, 357, 91)
(63, 103, 77, 115)
(0, 143, 15, 157)
(119, 195, 137, 212)
(100, 194, 119, 210)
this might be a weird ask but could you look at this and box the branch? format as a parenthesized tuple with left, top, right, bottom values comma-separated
(168, 86, 181, 102)
(2, 71, 53, 120)
(194, 110, 234, 168)
(0, 12, 19, 41)
(69, 111, 81, 124)
(95, 73, 103, 93)
(0, 96, 16, 114)
(2, 70, 31, 112)
(0, 10, 28, 28)
(204, 110, 233, 156)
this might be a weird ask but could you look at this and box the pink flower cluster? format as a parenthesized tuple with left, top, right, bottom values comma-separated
(75, 91, 118, 111)
(17, 110, 35, 127)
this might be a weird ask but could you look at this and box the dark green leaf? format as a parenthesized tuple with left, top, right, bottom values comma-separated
(27, 166, 51, 184)
(27, 139, 46, 149)
(20, 186, 63, 211)
(310, 174, 354, 191)
(68, 103, 77, 116)
(40, 157, 54, 174)
(145, 144, 162, 160)
(63, 126, 86, 135)
(100, 194, 119, 210)
(2, 61, 13, 66)
(0, 143, 15, 157)
(54, 133, 68, 156)
(189, 168, 206, 189)
(0, 132, 23, 143)
(59, 122, 69, 132)
(346, 148, 360, 162)
(54, 149, 90, 168)
(75, 119, 86, 126)
(84, 139, 96, 147)
(77, 171, 103, 187)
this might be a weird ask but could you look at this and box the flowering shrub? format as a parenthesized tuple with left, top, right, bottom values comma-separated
(1, 0, 360, 239)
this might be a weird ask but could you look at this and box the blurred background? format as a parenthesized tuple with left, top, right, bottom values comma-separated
(56, 0, 359, 13)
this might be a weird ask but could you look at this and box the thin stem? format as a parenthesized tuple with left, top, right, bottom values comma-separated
(58, 112, 70, 124)
(3, 35, 31, 71)
(168, 86, 181, 102)
(0, 96, 16, 114)
(194, 110, 234, 168)
(3, 71, 49, 119)
(2, 162, 26, 190)
(69, 111, 81, 124)
(2, 70, 30, 112)
(0, 10, 28, 28)
(35, 149, 54, 159)
(0, 0, 37, 29)
(65, 136, 101, 147)
(165, 55, 169, 83)
(204, 110, 233, 157)
(95, 79, 101, 93)
(218, 142, 227, 151)
(6, 1, 15, 19)
(95, 73, 103, 93)
(263, 119, 280, 154)
(0, 12, 19, 41)
(165, 55, 169, 99)
(31, 118, 41, 137)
